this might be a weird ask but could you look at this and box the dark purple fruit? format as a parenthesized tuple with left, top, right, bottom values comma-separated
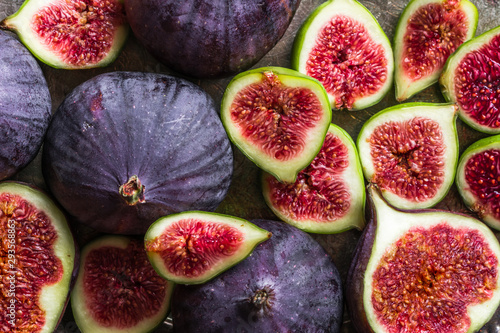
(123, 0, 300, 78)
(347, 184, 500, 333)
(0, 181, 77, 333)
(71, 235, 173, 332)
(0, 30, 51, 180)
(171, 219, 343, 333)
(42, 71, 233, 235)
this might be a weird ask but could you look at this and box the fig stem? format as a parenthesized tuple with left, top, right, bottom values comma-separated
(119, 175, 145, 205)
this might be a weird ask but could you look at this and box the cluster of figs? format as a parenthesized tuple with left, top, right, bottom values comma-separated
(2, 0, 500, 332)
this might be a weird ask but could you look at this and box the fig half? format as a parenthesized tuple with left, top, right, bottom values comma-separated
(357, 102, 459, 209)
(440, 25, 500, 134)
(144, 211, 271, 285)
(221, 66, 332, 183)
(347, 184, 500, 333)
(262, 123, 365, 234)
(456, 134, 500, 231)
(291, 0, 394, 110)
(394, 0, 478, 101)
(0, 0, 129, 69)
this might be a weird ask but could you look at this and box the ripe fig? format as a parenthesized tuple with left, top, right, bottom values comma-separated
(43, 71, 233, 235)
(291, 0, 394, 110)
(357, 102, 459, 209)
(71, 235, 173, 333)
(144, 211, 271, 285)
(124, 0, 300, 79)
(262, 123, 365, 234)
(171, 219, 343, 332)
(456, 134, 500, 231)
(347, 184, 500, 333)
(0, 0, 129, 69)
(221, 66, 332, 184)
(394, 0, 478, 101)
(0, 181, 77, 333)
(440, 25, 500, 134)
(0, 30, 51, 180)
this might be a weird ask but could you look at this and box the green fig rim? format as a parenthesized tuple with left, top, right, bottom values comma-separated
(393, 0, 478, 102)
(221, 66, 332, 184)
(291, 0, 394, 111)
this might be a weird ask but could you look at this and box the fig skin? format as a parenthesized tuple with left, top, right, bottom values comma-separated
(123, 0, 301, 79)
(171, 219, 343, 333)
(0, 30, 51, 180)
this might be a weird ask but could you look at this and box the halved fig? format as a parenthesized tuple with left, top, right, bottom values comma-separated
(440, 25, 500, 134)
(262, 123, 365, 234)
(357, 102, 459, 209)
(394, 0, 478, 101)
(221, 66, 332, 183)
(144, 211, 271, 285)
(456, 135, 500, 231)
(291, 0, 394, 111)
(347, 184, 500, 333)
(0, 181, 77, 333)
(71, 235, 173, 333)
(0, 0, 129, 69)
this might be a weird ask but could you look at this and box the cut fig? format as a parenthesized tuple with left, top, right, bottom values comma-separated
(0, 181, 77, 333)
(221, 66, 332, 184)
(456, 135, 500, 231)
(262, 123, 365, 234)
(394, 0, 478, 101)
(291, 0, 394, 111)
(71, 235, 173, 333)
(171, 219, 343, 332)
(440, 25, 500, 134)
(0, 0, 129, 69)
(347, 184, 500, 333)
(357, 102, 459, 210)
(144, 211, 271, 285)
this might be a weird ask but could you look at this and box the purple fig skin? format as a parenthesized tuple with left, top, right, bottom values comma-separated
(171, 219, 343, 333)
(0, 31, 51, 180)
(123, 0, 301, 79)
(42, 71, 233, 235)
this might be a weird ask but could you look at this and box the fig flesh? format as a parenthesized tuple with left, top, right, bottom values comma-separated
(262, 123, 365, 233)
(347, 184, 500, 333)
(456, 134, 500, 231)
(0, 182, 77, 333)
(71, 235, 173, 333)
(171, 219, 343, 332)
(0, 0, 129, 69)
(144, 211, 271, 285)
(394, 0, 478, 101)
(292, 0, 394, 110)
(221, 66, 332, 184)
(357, 102, 459, 209)
(440, 25, 500, 134)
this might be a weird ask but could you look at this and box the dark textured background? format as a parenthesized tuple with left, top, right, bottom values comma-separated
(1, 0, 500, 331)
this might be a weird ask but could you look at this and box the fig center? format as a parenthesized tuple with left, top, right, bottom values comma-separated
(251, 285, 275, 311)
(119, 175, 145, 205)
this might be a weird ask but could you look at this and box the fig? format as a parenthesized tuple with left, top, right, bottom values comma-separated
(221, 67, 331, 184)
(0, 30, 51, 180)
(171, 219, 343, 332)
(0, 181, 77, 333)
(440, 25, 500, 134)
(347, 184, 500, 333)
(42, 71, 233, 235)
(144, 211, 271, 285)
(357, 102, 459, 210)
(71, 235, 173, 333)
(291, 0, 394, 111)
(0, 0, 129, 69)
(124, 0, 300, 79)
(456, 135, 500, 231)
(394, 0, 478, 101)
(262, 123, 365, 234)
